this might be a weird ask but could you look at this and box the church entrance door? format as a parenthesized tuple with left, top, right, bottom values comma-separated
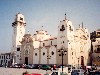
(25, 57, 28, 65)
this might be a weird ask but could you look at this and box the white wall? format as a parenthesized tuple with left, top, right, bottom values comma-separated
(49, 46, 56, 64)
(40, 47, 47, 64)
(33, 48, 39, 64)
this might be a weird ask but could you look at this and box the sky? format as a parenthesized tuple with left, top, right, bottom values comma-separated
(0, 0, 100, 52)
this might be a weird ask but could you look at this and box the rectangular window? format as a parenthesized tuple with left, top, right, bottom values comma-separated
(17, 47, 20, 51)
(51, 41, 52, 45)
(72, 52, 73, 55)
(4, 55, 5, 59)
(43, 43, 45, 46)
(6, 56, 8, 59)
(1, 60, 3, 65)
(6, 60, 7, 63)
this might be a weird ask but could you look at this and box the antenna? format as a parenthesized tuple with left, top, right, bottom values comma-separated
(79, 24, 80, 28)
(82, 22, 83, 28)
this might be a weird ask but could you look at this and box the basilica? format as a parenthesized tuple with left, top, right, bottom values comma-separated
(12, 13, 91, 68)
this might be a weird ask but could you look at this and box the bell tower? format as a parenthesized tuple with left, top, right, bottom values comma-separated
(57, 14, 75, 65)
(12, 13, 26, 52)
(57, 14, 74, 49)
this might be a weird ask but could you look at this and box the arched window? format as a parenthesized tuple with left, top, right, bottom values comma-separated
(51, 51, 54, 55)
(60, 25, 65, 31)
(51, 41, 52, 45)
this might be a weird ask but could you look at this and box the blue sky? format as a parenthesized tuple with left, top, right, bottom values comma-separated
(0, 0, 100, 52)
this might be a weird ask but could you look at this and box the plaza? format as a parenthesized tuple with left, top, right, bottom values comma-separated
(0, 67, 52, 75)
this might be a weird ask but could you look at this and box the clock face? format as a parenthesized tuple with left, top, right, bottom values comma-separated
(60, 25, 65, 31)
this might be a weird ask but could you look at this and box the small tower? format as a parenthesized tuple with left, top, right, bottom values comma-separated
(12, 13, 26, 51)
(12, 13, 26, 63)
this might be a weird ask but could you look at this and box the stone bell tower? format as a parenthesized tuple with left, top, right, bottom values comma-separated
(12, 13, 26, 63)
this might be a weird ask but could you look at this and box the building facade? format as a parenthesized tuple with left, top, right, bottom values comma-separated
(91, 29, 100, 66)
(0, 53, 13, 66)
(12, 13, 91, 68)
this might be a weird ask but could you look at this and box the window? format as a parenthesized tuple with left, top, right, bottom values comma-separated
(43, 43, 45, 46)
(17, 47, 20, 51)
(72, 52, 73, 55)
(51, 41, 52, 45)
(9, 55, 10, 59)
(59, 54, 61, 56)
(97, 47, 100, 53)
(69, 25, 71, 31)
(17, 55, 19, 57)
(51, 51, 54, 55)
(69, 25, 73, 31)
(6, 56, 7, 59)
(4, 55, 5, 59)
(6, 60, 7, 63)
(1, 60, 3, 65)
(60, 25, 65, 31)
(43, 52, 45, 56)
(97, 32, 100, 38)
(35, 53, 37, 56)
(20, 17, 23, 21)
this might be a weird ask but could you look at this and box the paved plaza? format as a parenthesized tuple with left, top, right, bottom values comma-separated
(0, 67, 52, 75)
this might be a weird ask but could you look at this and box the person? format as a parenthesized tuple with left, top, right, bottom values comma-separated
(38, 65, 40, 70)
(54, 65, 56, 70)
(51, 67, 53, 71)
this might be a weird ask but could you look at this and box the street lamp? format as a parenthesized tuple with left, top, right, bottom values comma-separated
(58, 47, 67, 73)
(78, 58, 79, 69)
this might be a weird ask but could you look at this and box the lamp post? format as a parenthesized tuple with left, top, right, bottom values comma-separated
(78, 58, 79, 69)
(58, 47, 67, 73)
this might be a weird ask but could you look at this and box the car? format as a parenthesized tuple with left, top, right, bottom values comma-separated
(89, 71, 100, 75)
(24, 64, 40, 69)
(57, 65, 66, 68)
(11, 64, 22, 68)
(40, 65, 51, 70)
(25, 65, 33, 69)
(71, 69, 85, 75)
(33, 64, 40, 69)
(0, 64, 3, 67)
(24, 64, 36, 69)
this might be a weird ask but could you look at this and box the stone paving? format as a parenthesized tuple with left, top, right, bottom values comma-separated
(0, 67, 52, 75)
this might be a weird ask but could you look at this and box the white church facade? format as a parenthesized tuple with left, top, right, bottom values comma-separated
(12, 13, 91, 68)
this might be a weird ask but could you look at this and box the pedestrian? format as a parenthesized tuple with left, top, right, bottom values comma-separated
(38, 65, 40, 70)
(51, 67, 53, 71)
